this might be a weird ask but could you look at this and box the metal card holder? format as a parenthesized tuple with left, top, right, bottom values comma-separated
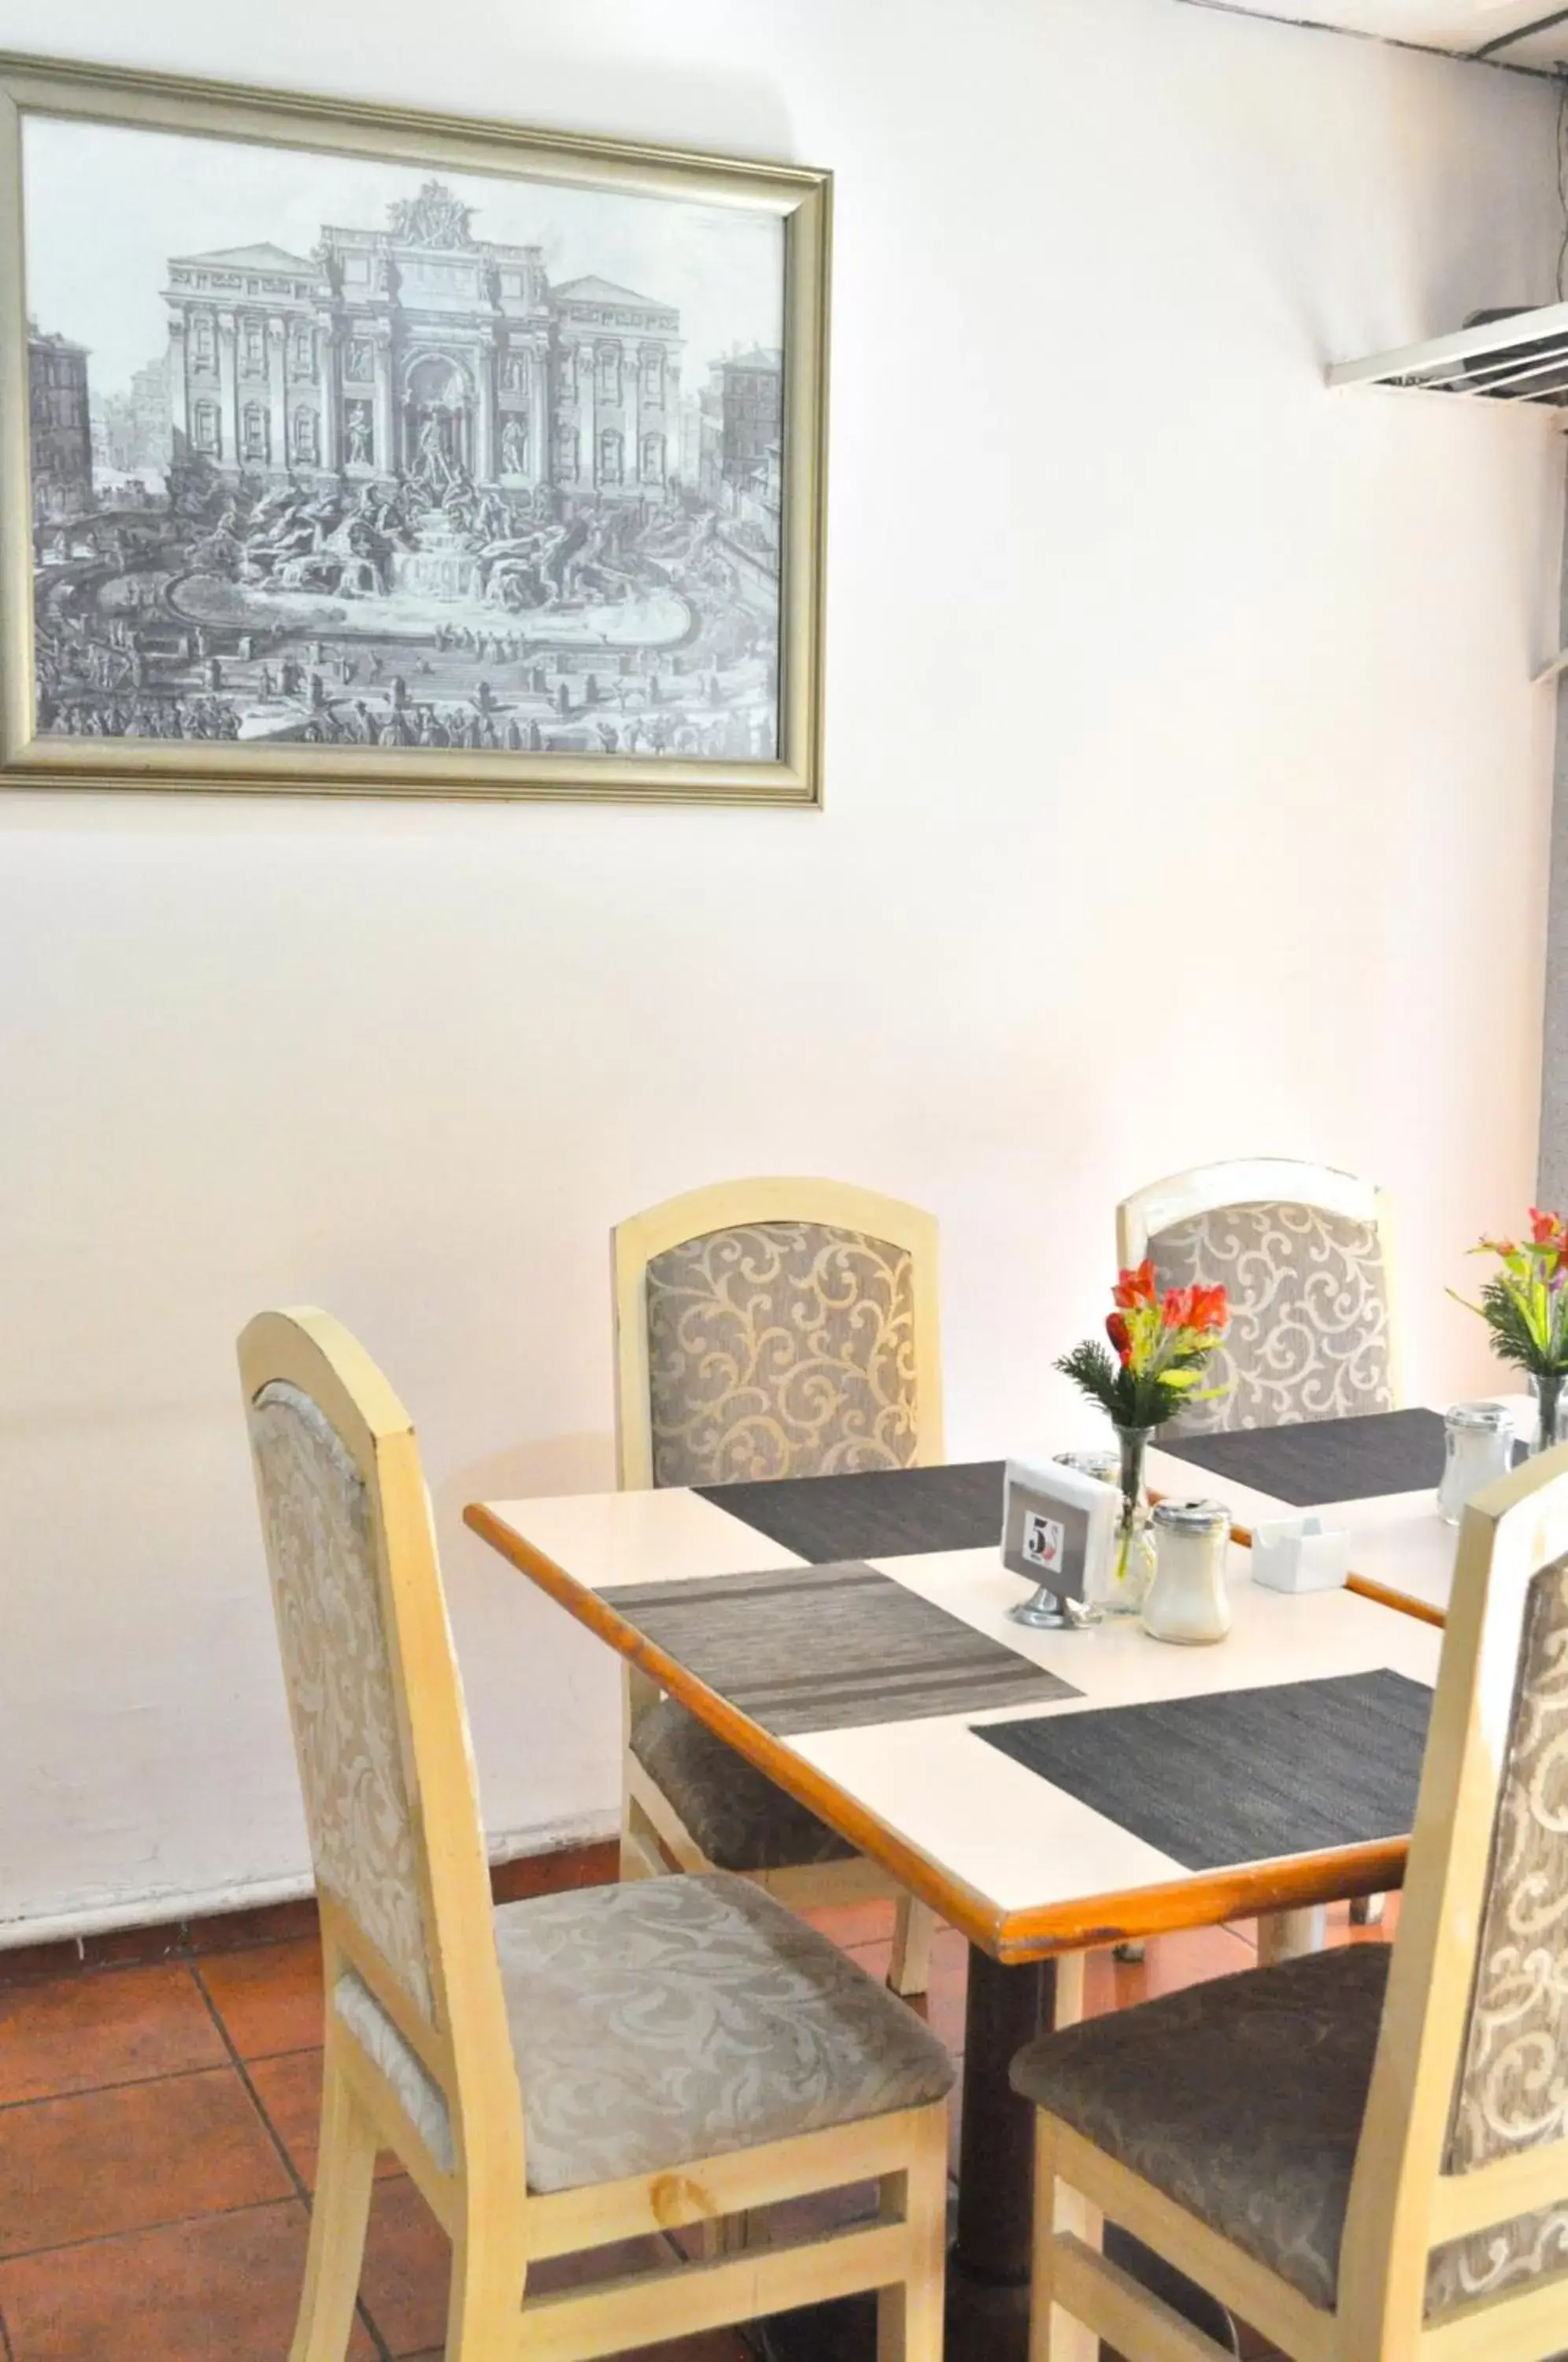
(1001, 1457, 1119, 1631)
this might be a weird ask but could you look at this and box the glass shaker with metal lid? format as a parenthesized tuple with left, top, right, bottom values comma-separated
(1437, 1402, 1514, 1525)
(1143, 1498, 1232, 1645)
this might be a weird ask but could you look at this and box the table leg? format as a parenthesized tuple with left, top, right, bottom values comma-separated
(755, 1944, 1237, 2362)
(754, 1948, 1048, 2362)
(954, 1946, 1052, 2283)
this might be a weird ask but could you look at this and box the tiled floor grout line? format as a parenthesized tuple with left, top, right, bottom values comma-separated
(190, 1959, 396, 2362)
(0, 2187, 305, 2267)
(0, 2051, 239, 2116)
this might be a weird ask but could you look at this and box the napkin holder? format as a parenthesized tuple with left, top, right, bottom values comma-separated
(1001, 1456, 1119, 1629)
(1249, 1512, 1350, 1596)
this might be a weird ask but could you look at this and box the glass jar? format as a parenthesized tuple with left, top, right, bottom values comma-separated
(1047, 1449, 1122, 1622)
(1103, 1423, 1158, 1618)
(1055, 1449, 1120, 1485)
(1143, 1499, 1232, 1646)
(1437, 1402, 1514, 1523)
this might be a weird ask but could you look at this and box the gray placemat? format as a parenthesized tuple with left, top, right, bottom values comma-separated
(973, 1668, 1430, 1869)
(1156, 1409, 1447, 1508)
(695, 1459, 1007, 1564)
(601, 1560, 1078, 1734)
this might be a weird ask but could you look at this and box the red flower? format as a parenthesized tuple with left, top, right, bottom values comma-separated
(1113, 1260, 1157, 1311)
(1159, 1280, 1227, 1335)
(1106, 1312, 1132, 1364)
(1530, 1208, 1566, 1247)
(1188, 1283, 1230, 1335)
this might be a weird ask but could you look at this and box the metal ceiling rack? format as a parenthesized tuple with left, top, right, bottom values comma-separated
(1328, 301, 1568, 683)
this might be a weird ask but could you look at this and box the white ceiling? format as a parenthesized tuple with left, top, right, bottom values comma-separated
(1186, 1, 1568, 68)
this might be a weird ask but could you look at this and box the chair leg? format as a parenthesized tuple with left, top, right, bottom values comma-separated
(1052, 1950, 1086, 2031)
(888, 1896, 935, 1997)
(691, 2208, 752, 2260)
(1257, 1906, 1326, 1965)
(619, 1668, 667, 1883)
(1029, 2114, 1060, 2362)
(876, 2111, 948, 2361)
(619, 1793, 664, 1883)
(1028, 2115, 1100, 2362)
(445, 2223, 527, 2361)
(290, 2049, 378, 2362)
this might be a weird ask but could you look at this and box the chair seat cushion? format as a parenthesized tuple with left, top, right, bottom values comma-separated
(631, 1697, 858, 1872)
(1011, 1942, 1391, 2310)
(336, 1871, 953, 2195)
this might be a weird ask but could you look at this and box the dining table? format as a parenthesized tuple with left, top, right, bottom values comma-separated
(466, 1449, 1445, 2360)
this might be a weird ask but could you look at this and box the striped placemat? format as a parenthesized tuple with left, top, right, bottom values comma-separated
(973, 1668, 1430, 1869)
(601, 1560, 1078, 1735)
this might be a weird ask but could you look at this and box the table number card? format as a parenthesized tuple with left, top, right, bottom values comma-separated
(1002, 1457, 1118, 1609)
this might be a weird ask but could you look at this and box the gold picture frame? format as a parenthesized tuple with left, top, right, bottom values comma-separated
(2, 52, 830, 805)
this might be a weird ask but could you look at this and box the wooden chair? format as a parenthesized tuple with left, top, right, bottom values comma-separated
(1118, 1157, 1400, 1436)
(610, 1175, 945, 1996)
(238, 1306, 952, 2362)
(1122, 1158, 1399, 1932)
(1012, 1438, 1568, 2362)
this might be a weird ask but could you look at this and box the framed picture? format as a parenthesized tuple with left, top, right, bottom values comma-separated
(0, 52, 830, 804)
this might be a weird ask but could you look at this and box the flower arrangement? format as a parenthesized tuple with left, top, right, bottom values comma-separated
(1053, 1262, 1231, 1615)
(1454, 1209, 1568, 1447)
(1057, 1261, 1231, 1431)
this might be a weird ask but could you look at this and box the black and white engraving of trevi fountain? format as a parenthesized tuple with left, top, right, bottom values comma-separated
(32, 178, 782, 760)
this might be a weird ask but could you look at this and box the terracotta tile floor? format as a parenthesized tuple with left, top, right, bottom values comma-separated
(0, 1886, 1384, 2360)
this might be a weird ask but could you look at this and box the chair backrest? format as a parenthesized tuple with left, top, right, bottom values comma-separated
(1116, 1157, 1397, 1434)
(1340, 1443, 1568, 2356)
(611, 1176, 944, 1489)
(239, 1308, 523, 2195)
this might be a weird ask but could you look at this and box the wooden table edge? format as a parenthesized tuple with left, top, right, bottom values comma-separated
(466, 1498, 1413, 1963)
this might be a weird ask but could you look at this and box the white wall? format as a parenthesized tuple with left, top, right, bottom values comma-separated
(2, 0, 1562, 1938)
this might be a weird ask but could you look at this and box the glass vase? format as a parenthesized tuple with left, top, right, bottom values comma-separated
(1533, 1371, 1567, 1455)
(1101, 1423, 1157, 1616)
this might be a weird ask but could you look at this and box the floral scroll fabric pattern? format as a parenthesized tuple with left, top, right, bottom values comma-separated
(1148, 1201, 1393, 1435)
(645, 1222, 921, 1487)
(1426, 1556, 1568, 2316)
(333, 1874, 952, 2194)
(248, 1382, 435, 2020)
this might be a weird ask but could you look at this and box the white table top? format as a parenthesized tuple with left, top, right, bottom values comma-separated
(1145, 1446, 1458, 1620)
(1145, 1392, 1537, 1623)
(469, 1482, 1443, 1957)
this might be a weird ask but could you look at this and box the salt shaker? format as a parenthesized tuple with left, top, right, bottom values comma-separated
(1143, 1499, 1232, 1645)
(1437, 1402, 1514, 1525)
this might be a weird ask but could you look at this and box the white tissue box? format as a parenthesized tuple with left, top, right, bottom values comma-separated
(1249, 1513, 1350, 1595)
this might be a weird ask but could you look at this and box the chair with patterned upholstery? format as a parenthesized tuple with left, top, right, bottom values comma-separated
(239, 1306, 952, 2362)
(1117, 1157, 1399, 1437)
(1012, 1438, 1568, 2362)
(611, 1176, 945, 1997)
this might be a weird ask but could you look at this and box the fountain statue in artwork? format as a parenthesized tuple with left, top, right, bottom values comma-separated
(411, 411, 457, 494)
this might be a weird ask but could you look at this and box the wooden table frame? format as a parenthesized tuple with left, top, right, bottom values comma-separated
(466, 1505, 1412, 1961)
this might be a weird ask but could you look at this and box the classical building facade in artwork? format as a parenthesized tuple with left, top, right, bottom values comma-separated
(715, 347, 782, 482)
(28, 328, 93, 521)
(161, 180, 682, 502)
